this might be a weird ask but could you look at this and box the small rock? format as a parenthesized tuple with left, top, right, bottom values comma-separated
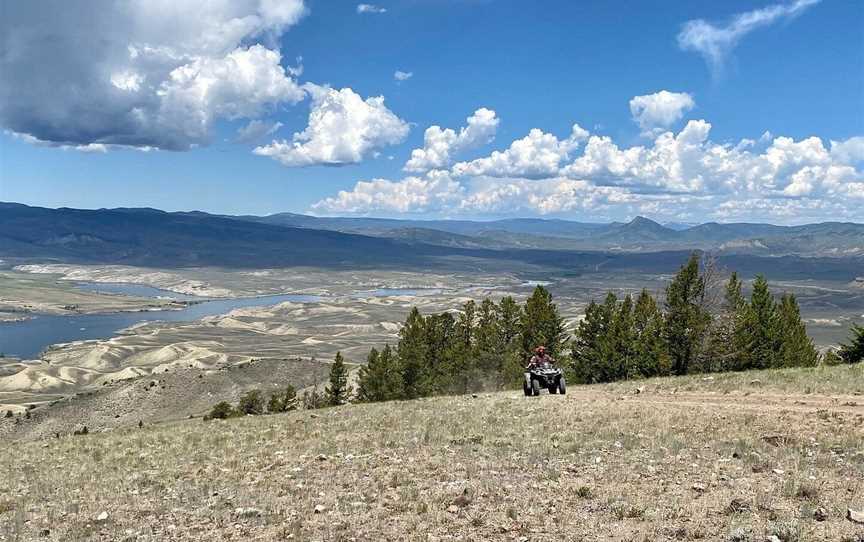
(848, 508, 864, 524)
(814, 507, 828, 521)
(749, 379, 762, 385)
(316, 454, 328, 461)
(692, 483, 706, 492)
(234, 507, 262, 518)
(39, 529, 50, 537)
(771, 468, 785, 475)
(446, 505, 460, 514)
(95, 511, 109, 523)
(313, 504, 327, 514)
(766, 536, 781, 542)
(635, 386, 645, 394)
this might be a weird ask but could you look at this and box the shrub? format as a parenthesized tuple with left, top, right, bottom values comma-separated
(238, 390, 265, 416)
(204, 401, 238, 421)
(267, 385, 298, 413)
(4, 410, 12, 419)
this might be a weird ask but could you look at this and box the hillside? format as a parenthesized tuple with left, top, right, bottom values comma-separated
(2, 365, 863, 541)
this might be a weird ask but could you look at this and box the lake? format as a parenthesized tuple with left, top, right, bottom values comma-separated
(0, 287, 322, 360)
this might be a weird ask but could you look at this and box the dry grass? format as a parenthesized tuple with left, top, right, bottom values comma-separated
(1, 367, 863, 541)
(600, 363, 864, 397)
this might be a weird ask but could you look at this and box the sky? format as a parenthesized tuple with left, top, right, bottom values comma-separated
(0, 0, 862, 224)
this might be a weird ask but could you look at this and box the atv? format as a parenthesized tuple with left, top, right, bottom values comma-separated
(523, 362, 566, 396)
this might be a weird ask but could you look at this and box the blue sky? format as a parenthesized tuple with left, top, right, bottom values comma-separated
(0, 0, 862, 223)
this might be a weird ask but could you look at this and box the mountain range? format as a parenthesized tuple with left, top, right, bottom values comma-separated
(1, 202, 862, 280)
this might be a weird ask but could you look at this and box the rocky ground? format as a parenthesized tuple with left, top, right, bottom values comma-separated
(1, 365, 863, 541)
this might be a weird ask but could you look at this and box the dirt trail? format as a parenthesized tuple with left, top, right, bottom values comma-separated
(568, 388, 864, 415)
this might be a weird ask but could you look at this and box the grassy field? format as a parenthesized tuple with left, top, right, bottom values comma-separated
(2, 365, 863, 541)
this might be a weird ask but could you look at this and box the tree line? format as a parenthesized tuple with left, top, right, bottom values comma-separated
(353, 253, 863, 402)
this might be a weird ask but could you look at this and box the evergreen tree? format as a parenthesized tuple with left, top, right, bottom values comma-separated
(572, 295, 616, 383)
(632, 289, 670, 377)
(724, 272, 745, 311)
(325, 352, 351, 406)
(356, 345, 403, 402)
(496, 296, 522, 349)
(496, 296, 527, 386)
(664, 253, 710, 375)
(520, 285, 567, 358)
(739, 275, 779, 369)
(267, 384, 298, 413)
(839, 323, 864, 364)
(422, 312, 457, 393)
(776, 293, 818, 367)
(397, 307, 429, 399)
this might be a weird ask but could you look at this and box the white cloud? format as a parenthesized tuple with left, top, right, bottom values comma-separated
(312, 170, 463, 214)
(452, 124, 589, 178)
(830, 136, 864, 165)
(253, 84, 409, 167)
(678, 0, 821, 76)
(0, 0, 308, 150)
(235, 119, 283, 143)
(314, 111, 864, 221)
(357, 4, 387, 14)
(629, 91, 695, 135)
(404, 108, 500, 173)
(394, 70, 413, 81)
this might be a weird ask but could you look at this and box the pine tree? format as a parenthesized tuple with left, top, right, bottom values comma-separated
(422, 312, 456, 393)
(267, 384, 298, 413)
(397, 307, 429, 399)
(776, 293, 818, 367)
(572, 295, 616, 383)
(839, 323, 864, 364)
(664, 253, 710, 375)
(520, 285, 567, 358)
(357, 345, 403, 402)
(739, 275, 779, 369)
(325, 352, 351, 406)
(632, 289, 670, 377)
(496, 296, 522, 349)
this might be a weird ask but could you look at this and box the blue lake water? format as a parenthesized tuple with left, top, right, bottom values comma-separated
(0, 290, 322, 360)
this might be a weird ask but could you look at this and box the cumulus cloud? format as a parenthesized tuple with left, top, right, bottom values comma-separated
(629, 91, 695, 135)
(678, 0, 821, 76)
(314, 112, 864, 221)
(235, 119, 283, 143)
(357, 4, 387, 14)
(312, 170, 464, 214)
(404, 108, 500, 173)
(394, 70, 413, 81)
(253, 84, 409, 167)
(0, 0, 307, 151)
(452, 124, 589, 178)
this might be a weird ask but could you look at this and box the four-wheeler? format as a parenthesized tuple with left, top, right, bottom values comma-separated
(523, 362, 566, 396)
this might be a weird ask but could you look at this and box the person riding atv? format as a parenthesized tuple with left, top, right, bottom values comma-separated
(524, 346, 566, 396)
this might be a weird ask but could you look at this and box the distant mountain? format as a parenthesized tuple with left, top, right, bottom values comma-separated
(1, 203, 862, 280)
(237, 212, 864, 257)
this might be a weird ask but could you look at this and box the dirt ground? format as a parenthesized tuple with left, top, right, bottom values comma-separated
(1, 367, 863, 542)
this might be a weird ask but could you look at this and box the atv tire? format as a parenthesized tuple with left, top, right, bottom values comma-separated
(523, 381, 532, 397)
(531, 379, 541, 397)
(548, 384, 558, 394)
(557, 377, 566, 395)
